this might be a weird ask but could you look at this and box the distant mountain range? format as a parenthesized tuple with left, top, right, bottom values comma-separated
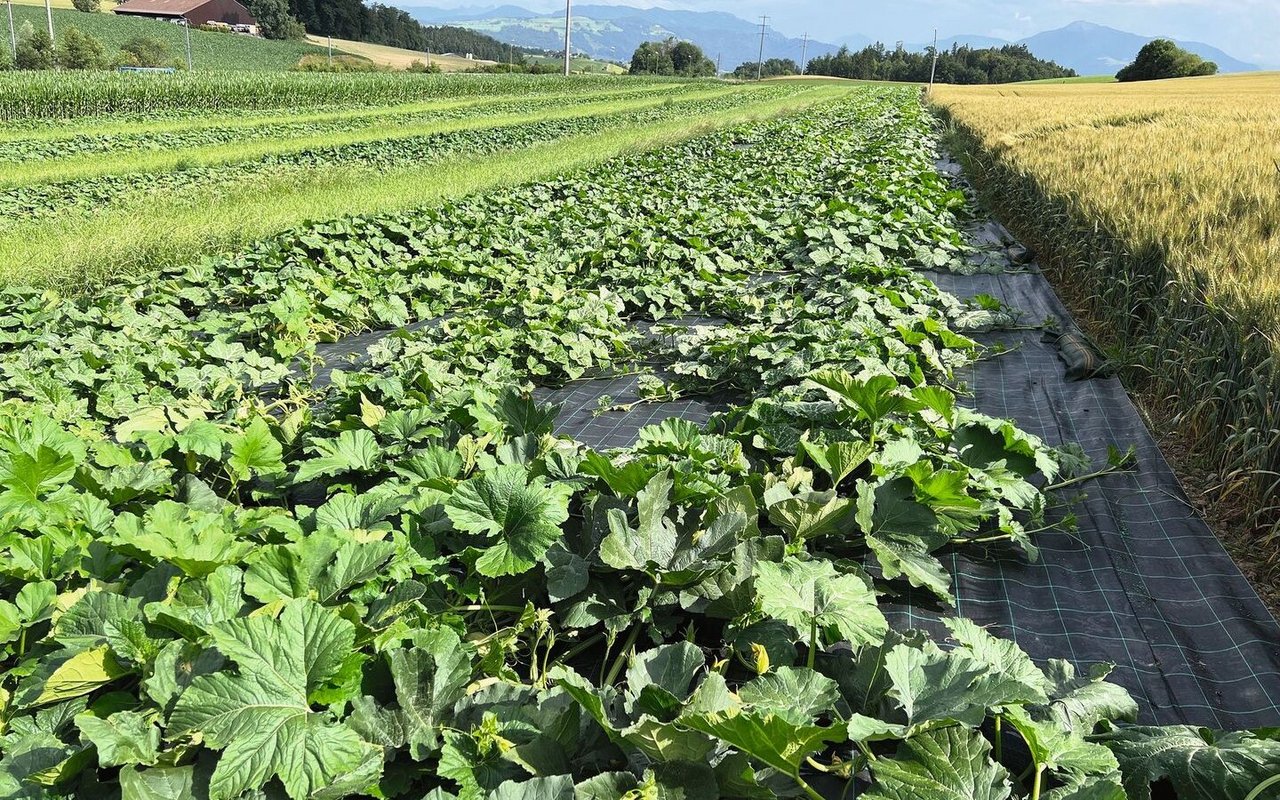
(405, 5, 1260, 76)
(407, 4, 844, 68)
(923, 21, 1258, 75)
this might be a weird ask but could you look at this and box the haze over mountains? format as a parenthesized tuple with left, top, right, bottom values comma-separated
(413, 4, 842, 69)
(407, 4, 1261, 75)
(931, 21, 1257, 75)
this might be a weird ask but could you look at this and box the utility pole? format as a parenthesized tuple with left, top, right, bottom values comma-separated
(182, 17, 192, 70)
(799, 33, 808, 75)
(755, 15, 768, 80)
(562, 0, 571, 76)
(715, 52, 721, 76)
(327, 35, 332, 67)
(6, 0, 16, 63)
(44, 0, 52, 53)
(928, 28, 939, 93)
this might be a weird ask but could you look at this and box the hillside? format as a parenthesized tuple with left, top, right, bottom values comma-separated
(6, 5, 322, 69)
(408, 4, 843, 70)
(1019, 21, 1256, 75)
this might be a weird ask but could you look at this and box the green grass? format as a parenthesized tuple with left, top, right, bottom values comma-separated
(2, 84, 743, 187)
(6, 6, 323, 70)
(526, 55, 627, 75)
(0, 84, 848, 289)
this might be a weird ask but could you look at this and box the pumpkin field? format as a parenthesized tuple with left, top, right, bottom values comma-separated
(0, 71, 1278, 800)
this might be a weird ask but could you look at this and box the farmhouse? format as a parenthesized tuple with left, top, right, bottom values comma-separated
(113, 0, 258, 32)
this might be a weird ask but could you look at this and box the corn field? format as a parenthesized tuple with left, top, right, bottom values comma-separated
(0, 70, 657, 122)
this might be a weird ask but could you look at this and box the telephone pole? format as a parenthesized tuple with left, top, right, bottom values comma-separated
(6, 0, 16, 62)
(799, 33, 808, 75)
(715, 52, 721, 76)
(562, 0, 572, 76)
(755, 15, 768, 80)
(928, 28, 939, 93)
(44, 0, 52, 53)
(182, 17, 192, 70)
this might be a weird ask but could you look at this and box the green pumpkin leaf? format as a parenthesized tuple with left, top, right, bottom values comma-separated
(75, 711, 160, 767)
(226, 418, 284, 481)
(1099, 725, 1280, 800)
(864, 726, 1012, 800)
(168, 600, 382, 800)
(294, 429, 382, 484)
(446, 464, 574, 577)
(754, 558, 886, 649)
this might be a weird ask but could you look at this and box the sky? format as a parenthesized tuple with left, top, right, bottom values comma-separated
(410, 0, 1279, 66)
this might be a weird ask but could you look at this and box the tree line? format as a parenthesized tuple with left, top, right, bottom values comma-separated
(628, 38, 715, 77)
(804, 43, 1075, 83)
(285, 0, 539, 61)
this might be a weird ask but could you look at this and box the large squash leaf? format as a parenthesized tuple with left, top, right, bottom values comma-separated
(168, 600, 382, 800)
(446, 464, 574, 577)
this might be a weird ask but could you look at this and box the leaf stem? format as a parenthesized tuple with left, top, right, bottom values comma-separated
(1030, 765, 1044, 800)
(557, 632, 605, 665)
(1245, 774, 1280, 800)
(794, 773, 826, 800)
(604, 624, 642, 686)
(993, 714, 1003, 764)
(1044, 464, 1131, 492)
(453, 604, 526, 614)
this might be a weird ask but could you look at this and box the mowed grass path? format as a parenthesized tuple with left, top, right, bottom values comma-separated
(0, 77, 850, 290)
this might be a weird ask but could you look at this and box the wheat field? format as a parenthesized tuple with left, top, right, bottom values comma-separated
(934, 73, 1280, 328)
(932, 73, 1280, 535)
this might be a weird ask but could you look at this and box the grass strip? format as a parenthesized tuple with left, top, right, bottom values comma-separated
(0, 85, 849, 291)
(2, 85, 752, 188)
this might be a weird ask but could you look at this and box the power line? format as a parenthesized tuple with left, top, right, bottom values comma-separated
(756, 15, 768, 81)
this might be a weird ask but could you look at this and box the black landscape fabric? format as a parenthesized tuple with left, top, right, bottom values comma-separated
(311, 237, 1280, 732)
(906, 265, 1280, 730)
(537, 259, 1280, 731)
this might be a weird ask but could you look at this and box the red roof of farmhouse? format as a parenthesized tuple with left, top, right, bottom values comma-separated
(114, 0, 220, 15)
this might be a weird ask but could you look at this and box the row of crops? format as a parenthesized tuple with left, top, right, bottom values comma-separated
(0, 71, 688, 123)
(0, 83, 706, 163)
(1, 87, 1276, 799)
(0, 85, 787, 226)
